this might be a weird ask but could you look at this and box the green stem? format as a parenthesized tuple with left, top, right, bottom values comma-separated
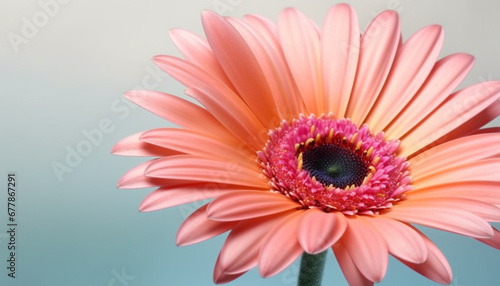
(297, 250, 327, 286)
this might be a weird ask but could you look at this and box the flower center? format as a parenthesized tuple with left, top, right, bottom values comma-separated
(302, 143, 368, 189)
(258, 114, 412, 215)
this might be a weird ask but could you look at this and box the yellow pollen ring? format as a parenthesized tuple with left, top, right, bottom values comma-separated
(372, 156, 380, 165)
(369, 166, 376, 173)
(356, 140, 363, 151)
(365, 146, 374, 159)
(349, 132, 358, 144)
(297, 152, 303, 171)
(305, 138, 315, 147)
(344, 184, 356, 191)
(310, 125, 315, 134)
(362, 171, 374, 185)
(315, 133, 321, 144)
(295, 143, 300, 153)
(327, 128, 334, 143)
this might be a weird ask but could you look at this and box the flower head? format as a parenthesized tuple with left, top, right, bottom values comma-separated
(113, 4, 500, 285)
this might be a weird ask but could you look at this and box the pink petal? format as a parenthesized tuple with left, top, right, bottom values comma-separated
(401, 197, 500, 222)
(399, 228, 452, 284)
(242, 13, 308, 119)
(218, 211, 293, 274)
(412, 159, 500, 189)
(342, 217, 388, 282)
(400, 81, 500, 156)
(423, 100, 500, 151)
(154, 55, 265, 149)
(385, 53, 475, 140)
(213, 254, 246, 284)
(410, 132, 500, 180)
(207, 190, 300, 221)
(176, 204, 237, 246)
(139, 185, 234, 212)
(202, 11, 279, 127)
(242, 14, 279, 47)
(407, 181, 500, 207)
(473, 126, 500, 136)
(366, 25, 444, 132)
(140, 128, 252, 163)
(321, 4, 360, 118)
(145, 155, 268, 189)
(123, 90, 232, 140)
(228, 16, 306, 121)
(116, 159, 172, 189)
(279, 7, 323, 114)
(297, 208, 347, 254)
(370, 216, 427, 264)
(333, 241, 373, 286)
(259, 210, 305, 277)
(169, 28, 233, 88)
(383, 203, 493, 238)
(111, 131, 179, 157)
(346, 10, 400, 125)
(476, 227, 500, 250)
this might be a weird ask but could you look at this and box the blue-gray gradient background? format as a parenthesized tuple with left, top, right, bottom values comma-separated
(2, 0, 500, 285)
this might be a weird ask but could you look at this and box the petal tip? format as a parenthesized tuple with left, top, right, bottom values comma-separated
(138, 200, 156, 213)
(201, 9, 223, 26)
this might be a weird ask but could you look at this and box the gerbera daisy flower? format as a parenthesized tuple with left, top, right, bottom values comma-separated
(113, 4, 500, 285)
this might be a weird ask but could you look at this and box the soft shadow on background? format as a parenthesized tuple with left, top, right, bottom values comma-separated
(1, 0, 500, 285)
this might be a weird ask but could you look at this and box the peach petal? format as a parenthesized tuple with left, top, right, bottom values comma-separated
(384, 204, 493, 238)
(207, 191, 300, 221)
(111, 131, 180, 157)
(346, 10, 400, 125)
(370, 217, 427, 264)
(421, 100, 500, 153)
(413, 159, 500, 189)
(399, 228, 452, 284)
(243, 12, 308, 120)
(367, 25, 444, 132)
(473, 126, 500, 135)
(169, 29, 233, 88)
(401, 81, 500, 156)
(243, 14, 279, 47)
(410, 132, 500, 179)
(279, 7, 323, 114)
(333, 241, 374, 286)
(259, 211, 305, 277)
(139, 185, 235, 212)
(145, 155, 268, 188)
(297, 208, 347, 254)
(202, 11, 279, 127)
(321, 4, 360, 118)
(116, 159, 174, 189)
(407, 181, 500, 207)
(385, 53, 475, 139)
(228, 17, 306, 121)
(218, 211, 293, 274)
(400, 197, 500, 222)
(140, 128, 252, 163)
(176, 204, 237, 246)
(123, 90, 232, 140)
(213, 254, 246, 284)
(476, 227, 500, 250)
(154, 56, 266, 148)
(342, 217, 388, 282)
